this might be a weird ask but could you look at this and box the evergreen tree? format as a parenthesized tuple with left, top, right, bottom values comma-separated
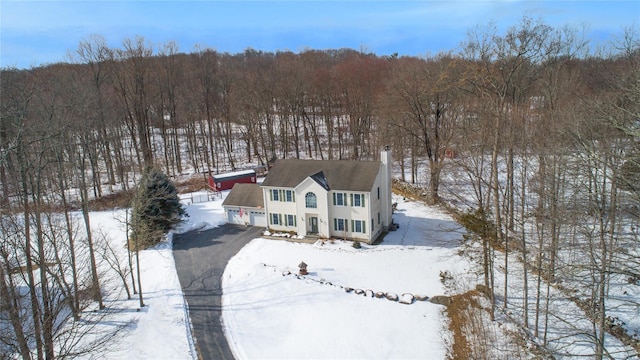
(131, 166, 186, 249)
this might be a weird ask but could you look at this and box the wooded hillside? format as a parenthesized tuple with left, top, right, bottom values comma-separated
(1, 17, 639, 359)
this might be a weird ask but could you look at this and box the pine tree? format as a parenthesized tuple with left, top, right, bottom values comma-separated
(131, 166, 186, 249)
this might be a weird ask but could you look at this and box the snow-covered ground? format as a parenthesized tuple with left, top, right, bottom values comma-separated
(84, 182, 639, 359)
(85, 189, 471, 359)
(82, 191, 228, 359)
(222, 196, 469, 359)
(82, 210, 193, 359)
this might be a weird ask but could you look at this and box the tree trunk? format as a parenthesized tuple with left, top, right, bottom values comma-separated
(0, 257, 32, 360)
(77, 147, 104, 309)
(520, 159, 529, 328)
(54, 145, 81, 319)
(17, 140, 45, 360)
(490, 113, 502, 320)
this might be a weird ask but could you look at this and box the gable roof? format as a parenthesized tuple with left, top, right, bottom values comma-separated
(222, 183, 264, 208)
(261, 159, 380, 192)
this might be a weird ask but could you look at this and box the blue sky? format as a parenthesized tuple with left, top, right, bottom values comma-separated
(1, 0, 638, 68)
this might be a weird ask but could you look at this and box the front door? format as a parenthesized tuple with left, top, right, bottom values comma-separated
(309, 216, 318, 233)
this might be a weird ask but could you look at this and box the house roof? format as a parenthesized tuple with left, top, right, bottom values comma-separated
(261, 159, 381, 192)
(211, 169, 255, 181)
(222, 183, 264, 208)
(310, 171, 330, 191)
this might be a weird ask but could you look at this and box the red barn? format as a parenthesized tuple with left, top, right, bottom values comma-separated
(208, 169, 257, 191)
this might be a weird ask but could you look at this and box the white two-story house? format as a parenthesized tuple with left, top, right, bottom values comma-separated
(222, 147, 393, 244)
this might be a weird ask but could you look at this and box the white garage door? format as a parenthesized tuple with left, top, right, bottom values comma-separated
(249, 211, 266, 227)
(227, 209, 243, 224)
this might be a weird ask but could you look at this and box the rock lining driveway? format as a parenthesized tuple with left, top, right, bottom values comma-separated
(173, 224, 264, 360)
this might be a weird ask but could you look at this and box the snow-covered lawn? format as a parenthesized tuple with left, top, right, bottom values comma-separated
(84, 211, 194, 359)
(222, 195, 470, 359)
(85, 190, 469, 359)
(83, 191, 228, 359)
(86, 186, 639, 359)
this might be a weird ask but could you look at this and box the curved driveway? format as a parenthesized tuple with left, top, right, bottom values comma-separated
(173, 224, 264, 360)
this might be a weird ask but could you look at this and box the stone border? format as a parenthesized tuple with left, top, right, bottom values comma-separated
(278, 267, 449, 306)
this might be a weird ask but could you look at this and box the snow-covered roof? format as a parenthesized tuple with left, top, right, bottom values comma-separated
(212, 169, 255, 180)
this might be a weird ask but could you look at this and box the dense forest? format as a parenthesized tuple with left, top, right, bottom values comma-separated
(1, 17, 639, 359)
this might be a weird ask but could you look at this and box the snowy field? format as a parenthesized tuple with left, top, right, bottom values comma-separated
(84, 189, 470, 359)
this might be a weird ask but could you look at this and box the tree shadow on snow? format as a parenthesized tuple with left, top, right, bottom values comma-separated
(378, 210, 465, 249)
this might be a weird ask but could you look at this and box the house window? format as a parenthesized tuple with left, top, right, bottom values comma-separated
(333, 192, 347, 206)
(285, 214, 296, 227)
(351, 220, 366, 234)
(285, 190, 295, 202)
(377, 187, 380, 199)
(305, 192, 317, 208)
(270, 213, 282, 225)
(270, 189, 294, 202)
(334, 218, 347, 232)
(351, 193, 365, 207)
(377, 212, 380, 225)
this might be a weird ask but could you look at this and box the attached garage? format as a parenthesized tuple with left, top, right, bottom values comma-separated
(249, 210, 266, 227)
(227, 209, 243, 225)
(221, 183, 266, 227)
(224, 208, 266, 227)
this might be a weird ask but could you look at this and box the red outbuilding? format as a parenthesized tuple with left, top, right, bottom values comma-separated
(208, 169, 257, 192)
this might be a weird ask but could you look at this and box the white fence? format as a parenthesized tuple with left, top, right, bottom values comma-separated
(180, 191, 219, 205)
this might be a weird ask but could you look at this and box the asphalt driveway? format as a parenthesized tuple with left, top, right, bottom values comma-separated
(173, 224, 264, 360)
